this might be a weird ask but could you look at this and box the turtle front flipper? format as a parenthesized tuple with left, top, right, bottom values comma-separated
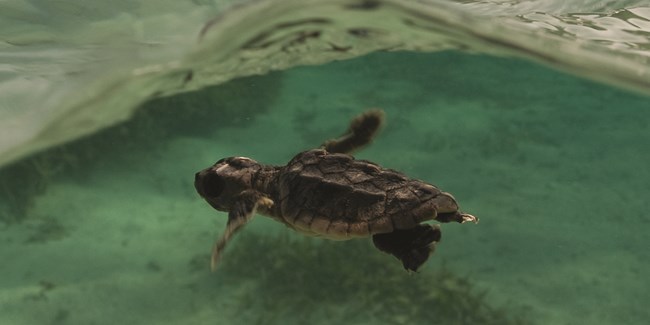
(372, 224, 441, 272)
(321, 109, 384, 154)
(210, 190, 273, 271)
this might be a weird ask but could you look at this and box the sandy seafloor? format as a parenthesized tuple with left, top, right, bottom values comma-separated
(1, 51, 649, 325)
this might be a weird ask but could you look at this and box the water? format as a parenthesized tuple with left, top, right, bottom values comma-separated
(2, 0, 650, 167)
(1, 1, 650, 324)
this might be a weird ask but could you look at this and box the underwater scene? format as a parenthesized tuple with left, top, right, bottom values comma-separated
(1, 1, 650, 325)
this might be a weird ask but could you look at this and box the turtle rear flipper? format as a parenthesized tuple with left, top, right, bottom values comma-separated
(372, 224, 441, 272)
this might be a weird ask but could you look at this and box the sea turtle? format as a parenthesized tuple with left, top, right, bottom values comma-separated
(194, 109, 477, 272)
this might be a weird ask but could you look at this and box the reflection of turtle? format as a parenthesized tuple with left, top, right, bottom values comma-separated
(195, 109, 477, 272)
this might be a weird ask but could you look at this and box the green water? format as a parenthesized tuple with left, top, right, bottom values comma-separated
(1, 51, 649, 324)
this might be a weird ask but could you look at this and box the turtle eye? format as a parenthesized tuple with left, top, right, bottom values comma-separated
(228, 157, 253, 169)
(202, 173, 225, 197)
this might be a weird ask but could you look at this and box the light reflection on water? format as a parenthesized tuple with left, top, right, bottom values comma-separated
(1, 0, 650, 167)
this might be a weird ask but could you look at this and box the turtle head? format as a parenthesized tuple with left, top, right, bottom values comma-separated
(194, 156, 262, 211)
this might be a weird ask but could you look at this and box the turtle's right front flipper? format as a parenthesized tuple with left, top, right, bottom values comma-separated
(321, 109, 384, 154)
(210, 190, 273, 271)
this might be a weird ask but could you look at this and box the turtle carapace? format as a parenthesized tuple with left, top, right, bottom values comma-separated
(194, 109, 477, 272)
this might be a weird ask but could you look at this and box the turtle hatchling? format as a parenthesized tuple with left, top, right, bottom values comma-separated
(194, 109, 477, 272)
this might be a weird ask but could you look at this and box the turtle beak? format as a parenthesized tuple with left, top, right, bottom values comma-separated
(195, 169, 228, 211)
(194, 171, 206, 198)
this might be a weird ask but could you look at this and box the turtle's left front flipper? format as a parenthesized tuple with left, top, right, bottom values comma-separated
(210, 190, 273, 271)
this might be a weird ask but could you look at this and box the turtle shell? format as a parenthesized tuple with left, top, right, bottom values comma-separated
(275, 149, 455, 240)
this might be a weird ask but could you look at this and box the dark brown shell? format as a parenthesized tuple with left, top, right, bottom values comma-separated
(274, 149, 455, 239)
